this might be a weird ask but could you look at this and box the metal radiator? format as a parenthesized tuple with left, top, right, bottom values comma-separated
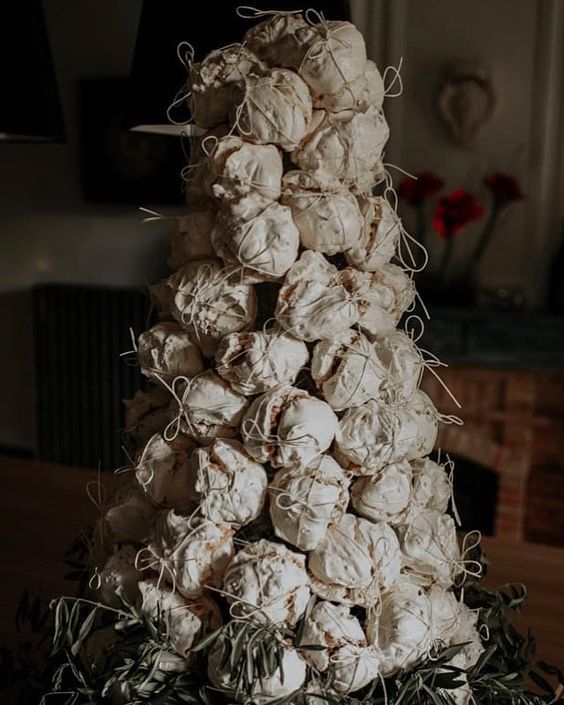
(33, 284, 152, 470)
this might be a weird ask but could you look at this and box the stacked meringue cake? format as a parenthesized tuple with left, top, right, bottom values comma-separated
(94, 11, 483, 705)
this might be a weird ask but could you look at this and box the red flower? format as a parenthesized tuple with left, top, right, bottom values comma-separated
(398, 171, 444, 206)
(432, 189, 485, 240)
(484, 172, 524, 206)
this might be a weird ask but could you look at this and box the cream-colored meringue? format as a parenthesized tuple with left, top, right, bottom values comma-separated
(269, 454, 349, 550)
(308, 513, 401, 606)
(338, 266, 415, 337)
(370, 330, 423, 403)
(318, 60, 385, 113)
(206, 135, 283, 219)
(311, 329, 387, 411)
(411, 390, 440, 458)
(345, 196, 401, 271)
(232, 68, 312, 151)
(334, 400, 420, 475)
(187, 439, 267, 526)
(300, 601, 380, 693)
(135, 433, 195, 510)
(189, 44, 266, 128)
(167, 259, 257, 357)
(399, 509, 461, 588)
(222, 539, 310, 626)
(275, 251, 358, 341)
(208, 634, 307, 704)
(124, 386, 173, 448)
(215, 327, 308, 395)
(212, 202, 299, 282)
(291, 106, 389, 192)
(97, 545, 142, 607)
(168, 210, 216, 268)
(137, 322, 205, 382)
(411, 458, 452, 515)
(366, 578, 433, 675)
(138, 578, 222, 663)
(243, 12, 314, 68)
(241, 384, 338, 469)
(428, 585, 463, 646)
(351, 460, 413, 525)
(281, 170, 363, 254)
(174, 371, 248, 444)
(150, 510, 234, 598)
(103, 487, 158, 545)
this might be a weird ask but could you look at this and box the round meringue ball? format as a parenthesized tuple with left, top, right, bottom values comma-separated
(103, 487, 158, 545)
(300, 601, 380, 694)
(222, 539, 310, 626)
(411, 458, 452, 515)
(345, 196, 401, 271)
(308, 513, 401, 606)
(319, 60, 385, 113)
(291, 106, 389, 192)
(232, 68, 312, 151)
(124, 386, 173, 449)
(215, 327, 308, 396)
(150, 511, 234, 599)
(275, 251, 358, 341)
(167, 259, 257, 357)
(137, 322, 205, 382)
(243, 12, 314, 68)
(281, 170, 363, 254)
(411, 390, 440, 458)
(189, 44, 265, 129)
(341, 264, 416, 336)
(212, 202, 299, 282)
(311, 329, 387, 411)
(269, 454, 350, 550)
(97, 545, 142, 607)
(134, 433, 195, 510)
(351, 459, 413, 525)
(138, 579, 222, 663)
(206, 135, 283, 219)
(168, 209, 216, 269)
(208, 632, 306, 704)
(366, 578, 433, 675)
(241, 384, 338, 469)
(187, 439, 268, 527)
(174, 371, 248, 444)
(399, 509, 461, 588)
(371, 330, 423, 403)
(335, 400, 420, 475)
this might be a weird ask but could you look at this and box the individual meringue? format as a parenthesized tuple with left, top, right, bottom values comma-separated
(150, 510, 234, 598)
(300, 601, 380, 693)
(189, 44, 265, 128)
(308, 514, 401, 606)
(370, 330, 423, 403)
(103, 487, 158, 545)
(411, 390, 440, 458)
(222, 540, 310, 626)
(311, 329, 386, 411)
(212, 202, 299, 282)
(275, 251, 358, 341)
(124, 386, 173, 449)
(215, 327, 308, 395)
(135, 433, 195, 509)
(351, 460, 413, 525)
(366, 578, 433, 675)
(168, 210, 216, 268)
(291, 106, 389, 192)
(137, 322, 205, 382)
(269, 454, 349, 550)
(138, 579, 222, 662)
(243, 12, 314, 68)
(97, 545, 142, 607)
(399, 509, 461, 588)
(345, 196, 401, 271)
(232, 68, 312, 151)
(173, 371, 248, 444)
(187, 439, 267, 526)
(411, 458, 452, 515)
(241, 385, 338, 469)
(206, 135, 283, 219)
(167, 259, 257, 356)
(318, 60, 385, 113)
(281, 170, 363, 254)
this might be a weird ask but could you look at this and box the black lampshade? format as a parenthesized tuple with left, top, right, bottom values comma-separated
(126, 0, 351, 134)
(0, 0, 65, 142)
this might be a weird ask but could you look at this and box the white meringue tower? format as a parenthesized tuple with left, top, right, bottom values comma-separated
(76, 9, 501, 705)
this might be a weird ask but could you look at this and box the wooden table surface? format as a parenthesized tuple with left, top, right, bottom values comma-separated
(1, 456, 562, 670)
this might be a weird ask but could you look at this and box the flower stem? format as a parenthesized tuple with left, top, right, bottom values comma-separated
(472, 207, 500, 266)
(439, 237, 455, 287)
